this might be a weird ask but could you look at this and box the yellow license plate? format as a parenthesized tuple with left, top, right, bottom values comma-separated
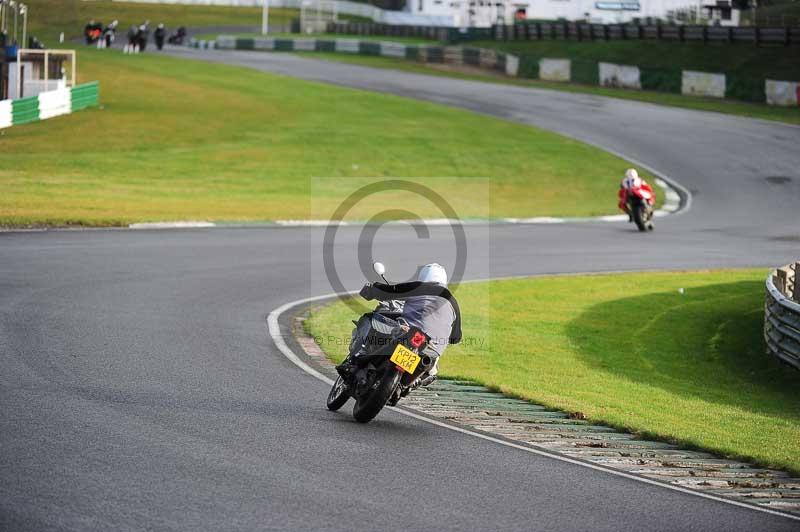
(390, 344, 421, 374)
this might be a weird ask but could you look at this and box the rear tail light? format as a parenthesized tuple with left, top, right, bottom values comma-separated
(410, 330, 426, 349)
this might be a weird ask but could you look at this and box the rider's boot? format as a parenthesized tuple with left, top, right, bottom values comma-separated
(335, 346, 365, 378)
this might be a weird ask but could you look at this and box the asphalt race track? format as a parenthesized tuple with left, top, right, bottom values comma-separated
(2, 48, 800, 531)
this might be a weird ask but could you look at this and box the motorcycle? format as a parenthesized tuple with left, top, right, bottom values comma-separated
(626, 187, 655, 232)
(167, 27, 187, 45)
(326, 262, 437, 423)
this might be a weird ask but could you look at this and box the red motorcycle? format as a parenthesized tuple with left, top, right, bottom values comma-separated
(625, 185, 655, 232)
(619, 180, 656, 231)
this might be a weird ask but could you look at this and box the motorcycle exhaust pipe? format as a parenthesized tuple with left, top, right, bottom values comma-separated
(420, 355, 432, 368)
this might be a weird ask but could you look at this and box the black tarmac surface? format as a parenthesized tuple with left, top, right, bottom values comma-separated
(2, 49, 799, 531)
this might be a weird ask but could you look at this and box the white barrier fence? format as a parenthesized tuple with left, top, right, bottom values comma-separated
(599, 62, 641, 90)
(0, 99, 11, 128)
(539, 59, 570, 82)
(765, 80, 800, 106)
(37, 87, 72, 120)
(681, 70, 726, 98)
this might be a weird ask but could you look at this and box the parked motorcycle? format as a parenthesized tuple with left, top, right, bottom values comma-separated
(167, 26, 187, 45)
(84, 20, 103, 45)
(626, 187, 655, 232)
(326, 262, 437, 423)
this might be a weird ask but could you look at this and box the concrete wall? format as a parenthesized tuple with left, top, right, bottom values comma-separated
(539, 59, 571, 82)
(681, 70, 726, 98)
(599, 62, 641, 90)
(765, 80, 800, 107)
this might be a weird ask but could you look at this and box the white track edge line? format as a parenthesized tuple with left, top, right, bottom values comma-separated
(267, 290, 799, 523)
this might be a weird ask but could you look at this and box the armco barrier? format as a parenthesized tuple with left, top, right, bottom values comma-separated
(765, 262, 800, 371)
(70, 82, 100, 112)
(0, 82, 99, 130)
(38, 87, 71, 120)
(12, 95, 40, 125)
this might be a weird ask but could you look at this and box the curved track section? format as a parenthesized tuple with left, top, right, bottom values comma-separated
(170, 46, 800, 232)
(1, 48, 799, 531)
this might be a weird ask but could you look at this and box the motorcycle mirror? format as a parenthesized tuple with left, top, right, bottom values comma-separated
(373, 262, 385, 276)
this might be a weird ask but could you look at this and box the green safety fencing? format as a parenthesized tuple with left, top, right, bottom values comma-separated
(316, 40, 336, 52)
(571, 58, 599, 86)
(274, 39, 294, 51)
(358, 42, 381, 56)
(2, 82, 99, 130)
(640, 67, 682, 93)
(71, 81, 100, 111)
(726, 75, 766, 102)
(11, 95, 39, 125)
(236, 38, 255, 50)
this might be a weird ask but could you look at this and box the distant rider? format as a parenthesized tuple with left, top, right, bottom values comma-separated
(338, 263, 462, 387)
(618, 168, 655, 222)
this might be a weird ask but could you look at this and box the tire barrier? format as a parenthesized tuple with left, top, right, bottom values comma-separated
(765, 262, 800, 371)
(0, 82, 99, 130)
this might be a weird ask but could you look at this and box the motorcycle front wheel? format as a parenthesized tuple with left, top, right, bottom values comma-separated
(326, 375, 350, 411)
(352, 369, 402, 423)
(633, 204, 648, 232)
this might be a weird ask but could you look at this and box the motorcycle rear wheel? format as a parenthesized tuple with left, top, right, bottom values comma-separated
(326, 375, 350, 411)
(352, 369, 402, 423)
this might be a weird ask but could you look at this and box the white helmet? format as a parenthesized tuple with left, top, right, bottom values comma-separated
(417, 263, 447, 287)
(623, 168, 642, 189)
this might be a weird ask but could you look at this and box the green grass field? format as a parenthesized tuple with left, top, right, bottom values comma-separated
(292, 51, 800, 125)
(305, 270, 800, 475)
(0, 48, 656, 226)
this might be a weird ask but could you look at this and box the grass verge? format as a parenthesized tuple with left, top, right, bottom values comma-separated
(24, 0, 299, 45)
(0, 48, 657, 226)
(294, 51, 800, 125)
(305, 269, 800, 475)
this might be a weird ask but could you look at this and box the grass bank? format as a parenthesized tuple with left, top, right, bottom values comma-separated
(0, 48, 654, 226)
(305, 269, 800, 474)
(23, 0, 300, 45)
(293, 51, 800, 125)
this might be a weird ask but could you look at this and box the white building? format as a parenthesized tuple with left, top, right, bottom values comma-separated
(405, 0, 743, 26)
